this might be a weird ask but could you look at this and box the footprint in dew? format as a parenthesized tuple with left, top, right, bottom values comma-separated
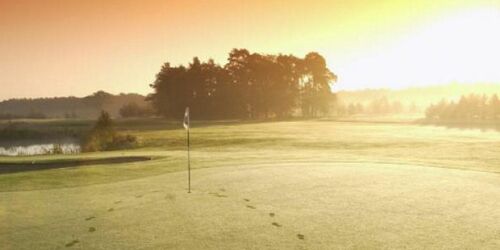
(85, 216, 95, 221)
(244, 198, 250, 202)
(246, 205, 256, 209)
(65, 239, 79, 247)
(297, 234, 305, 240)
(209, 192, 228, 198)
(272, 222, 282, 227)
(165, 194, 176, 201)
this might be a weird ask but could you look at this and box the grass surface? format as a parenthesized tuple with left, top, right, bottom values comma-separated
(0, 119, 499, 249)
(1, 119, 499, 192)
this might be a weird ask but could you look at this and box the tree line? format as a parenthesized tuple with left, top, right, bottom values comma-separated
(332, 97, 419, 116)
(147, 49, 337, 119)
(426, 94, 500, 121)
(0, 91, 148, 119)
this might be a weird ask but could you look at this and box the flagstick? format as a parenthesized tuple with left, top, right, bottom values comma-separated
(187, 126, 191, 193)
(183, 107, 191, 194)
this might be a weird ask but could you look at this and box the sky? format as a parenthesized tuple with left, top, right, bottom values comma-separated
(0, 0, 499, 100)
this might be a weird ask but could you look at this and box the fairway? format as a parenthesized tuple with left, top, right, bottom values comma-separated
(1, 161, 499, 249)
(1, 120, 500, 249)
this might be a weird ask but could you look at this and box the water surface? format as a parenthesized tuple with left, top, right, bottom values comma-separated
(0, 140, 80, 156)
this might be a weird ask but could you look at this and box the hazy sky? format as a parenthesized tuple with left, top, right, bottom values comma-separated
(0, 0, 499, 100)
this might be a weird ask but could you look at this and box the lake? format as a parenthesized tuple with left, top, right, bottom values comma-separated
(0, 141, 80, 156)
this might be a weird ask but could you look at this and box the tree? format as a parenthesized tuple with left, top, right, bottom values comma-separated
(225, 49, 253, 118)
(119, 102, 153, 118)
(147, 63, 188, 118)
(82, 111, 115, 152)
(425, 94, 500, 122)
(82, 111, 137, 152)
(273, 55, 303, 117)
(301, 52, 337, 117)
(488, 94, 500, 120)
(148, 49, 337, 120)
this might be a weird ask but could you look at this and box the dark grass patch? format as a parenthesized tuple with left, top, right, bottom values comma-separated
(297, 234, 305, 240)
(88, 227, 96, 233)
(269, 213, 275, 217)
(65, 239, 79, 247)
(271, 222, 282, 227)
(0, 156, 152, 174)
(107, 208, 114, 212)
(165, 194, 176, 201)
(85, 216, 95, 221)
(246, 205, 256, 209)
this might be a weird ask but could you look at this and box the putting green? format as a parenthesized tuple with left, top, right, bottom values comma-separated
(0, 162, 499, 249)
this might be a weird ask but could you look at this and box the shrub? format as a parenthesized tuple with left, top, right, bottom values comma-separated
(51, 144, 64, 154)
(81, 111, 138, 152)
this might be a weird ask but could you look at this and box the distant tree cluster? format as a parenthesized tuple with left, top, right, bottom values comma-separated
(332, 97, 418, 116)
(119, 102, 154, 118)
(148, 49, 337, 119)
(426, 94, 500, 121)
(0, 91, 148, 119)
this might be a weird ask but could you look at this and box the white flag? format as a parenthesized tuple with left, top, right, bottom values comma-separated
(183, 107, 190, 130)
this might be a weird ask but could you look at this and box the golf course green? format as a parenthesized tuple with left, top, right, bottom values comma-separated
(1, 119, 499, 249)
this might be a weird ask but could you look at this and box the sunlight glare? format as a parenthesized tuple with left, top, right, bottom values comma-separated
(334, 8, 500, 90)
